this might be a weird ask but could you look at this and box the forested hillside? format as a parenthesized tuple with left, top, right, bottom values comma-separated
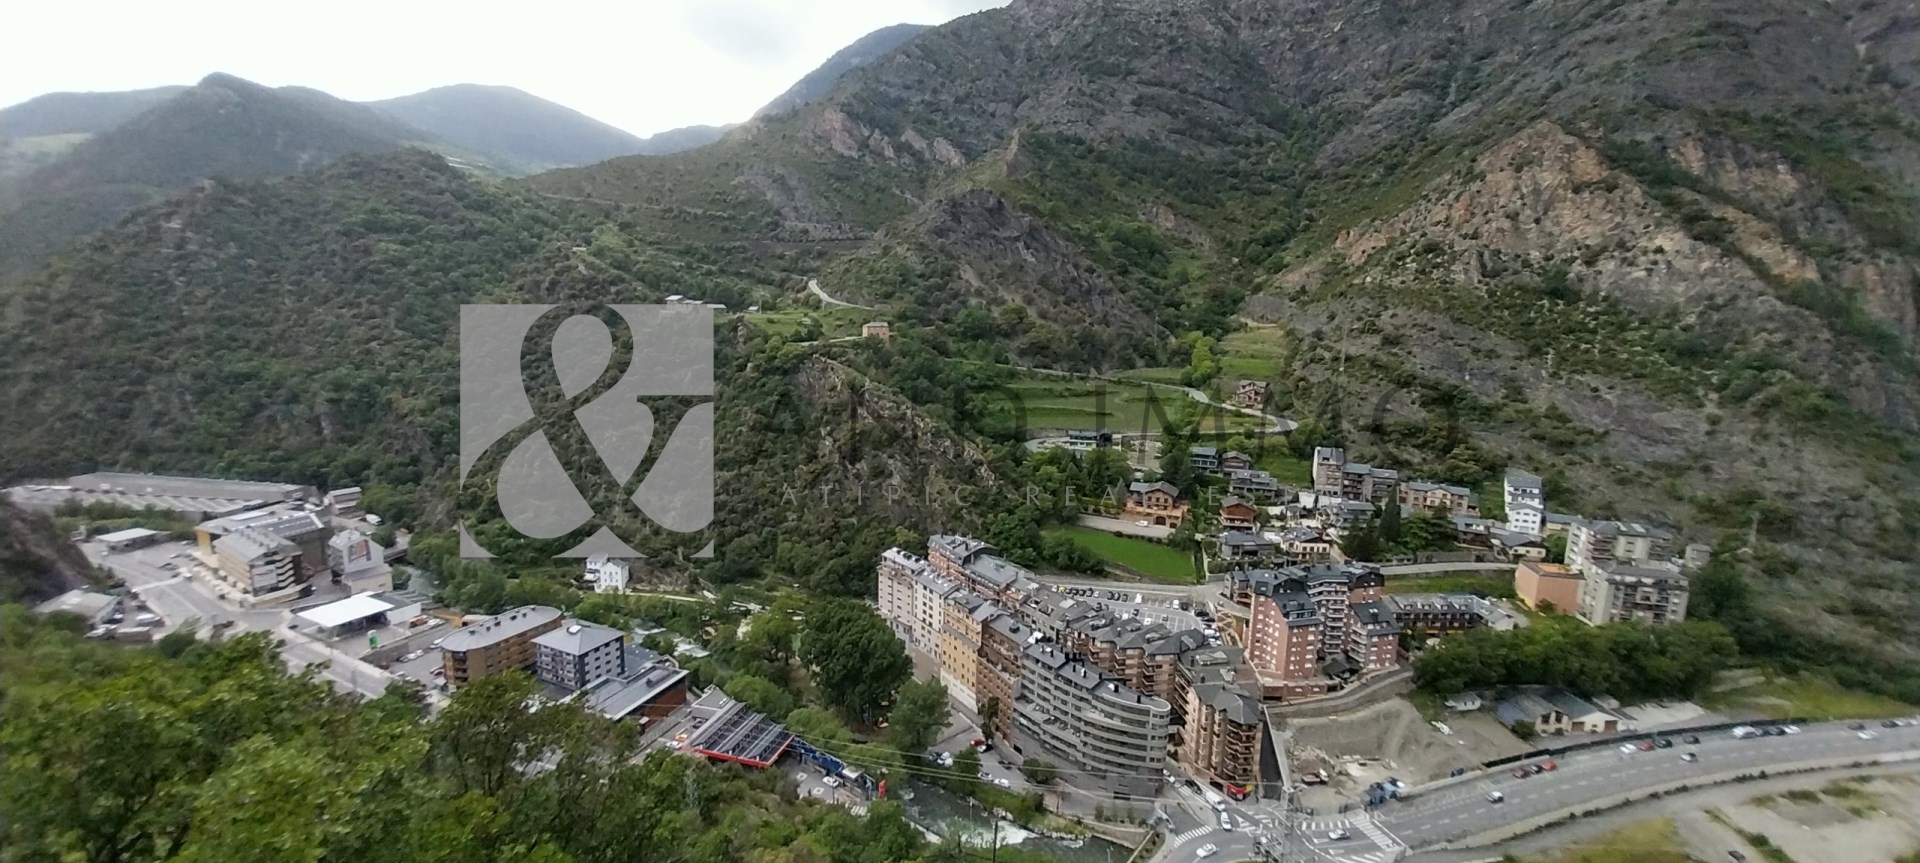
(2, 0, 1919, 688)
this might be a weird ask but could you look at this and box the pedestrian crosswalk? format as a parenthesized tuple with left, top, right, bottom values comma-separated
(1169, 824, 1214, 847)
(1295, 814, 1404, 863)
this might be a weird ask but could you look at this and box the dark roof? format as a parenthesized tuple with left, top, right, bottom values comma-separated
(1129, 480, 1180, 496)
(534, 620, 626, 656)
(685, 694, 794, 768)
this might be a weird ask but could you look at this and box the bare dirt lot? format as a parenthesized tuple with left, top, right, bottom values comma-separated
(1696, 775, 1920, 863)
(1288, 697, 1532, 794)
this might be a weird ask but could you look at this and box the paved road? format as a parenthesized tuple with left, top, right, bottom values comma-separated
(806, 278, 872, 309)
(1378, 720, 1920, 850)
(1077, 513, 1174, 540)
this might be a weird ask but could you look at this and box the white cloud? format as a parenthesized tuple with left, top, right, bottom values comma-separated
(0, 0, 1011, 137)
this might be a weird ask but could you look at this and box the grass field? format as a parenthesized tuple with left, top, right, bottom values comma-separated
(1216, 326, 1291, 384)
(1256, 451, 1315, 486)
(1703, 675, 1916, 721)
(1007, 379, 1265, 434)
(745, 306, 872, 339)
(1113, 366, 1188, 384)
(1047, 527, 1198, 583)
(1384, 572, 1516, 598)
(1523, 818, 1691, 863)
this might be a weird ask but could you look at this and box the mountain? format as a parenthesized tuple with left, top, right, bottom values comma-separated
(754, 23, 932, 119)
(3, 0, 1920, 691)
(0, 498, 93, 605)
(0, 86, 190, 183)
(632, 123, 731, 155)
(528, 0, 1920, 677)
(0, 86, 190, 141)
(368, 83, 651, 170)
(0, 73, 438, 279)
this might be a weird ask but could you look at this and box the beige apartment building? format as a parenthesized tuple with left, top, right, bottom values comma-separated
(1176, 645, 1266, 794)
(212, 527, 301, 597)
(441, 605, 564, 686)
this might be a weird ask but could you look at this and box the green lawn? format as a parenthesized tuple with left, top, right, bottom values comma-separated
(1256, 451, 1314, 486)
(1112, 366, 1187, 384)
(1008, 379, 1264, 434)
(1047, 527, 1198, 583)
(1384, 572, 1516, 598)
(1215, 327, 1292, 384)
(745, 306, 872, 339)
(1703, 675, 1917, 721)
(1522, 818, 1692, 863)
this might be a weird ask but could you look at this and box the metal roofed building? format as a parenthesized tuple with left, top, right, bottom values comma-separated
(682, 689, 795, 769)
(96, 527, 165, 552)
(197, 504, 334, 581)
(34, 589, 121, 625)
(213, 527, 301, 598)
(570, 657, 691, 722)
(292, 591, 421, 638)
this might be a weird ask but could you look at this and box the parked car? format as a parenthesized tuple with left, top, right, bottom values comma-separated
(1684, 734, 1701, 744)
(1636, 740, 1657, 751)
(1486, 791, 1505, 803)
(1654, 738, 1673, 748)
(1849, 722, 1868, 731)
(1858, 730, 1878, 740)
(1541, 759, 1557, 771)
(994, 777, 1011, 788)
(821, 776, 841, 788)
(1511, 767, 1530, 779)
(1682, 752, 1699, 762)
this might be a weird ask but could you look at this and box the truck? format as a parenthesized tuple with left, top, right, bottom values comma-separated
(1201, 787, 1228, 811)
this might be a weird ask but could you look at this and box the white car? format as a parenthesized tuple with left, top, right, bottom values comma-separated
(431, 637, 446, 648)
(978, 771, 992, 781)
(1858, 730, 1878, 740)
(821, 776, 842, 788)
(1782, 725, 1802, 734)
(1486, 790, 1505, 803)
(1618, 743, 1637, 754)
(1328, 829, 1351, 840)
(1135, 520, 1151, 527)
(994, 777, 1011, 788)
(1195, 844, 1218, 858)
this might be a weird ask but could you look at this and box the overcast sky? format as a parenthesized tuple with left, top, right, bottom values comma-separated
(3, 0, 1009, 137)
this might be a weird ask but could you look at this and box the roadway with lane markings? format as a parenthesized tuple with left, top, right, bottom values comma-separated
(1377, 720, 1920, 849)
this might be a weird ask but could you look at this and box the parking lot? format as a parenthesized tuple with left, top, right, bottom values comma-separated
(1041, 584, 1217, 636)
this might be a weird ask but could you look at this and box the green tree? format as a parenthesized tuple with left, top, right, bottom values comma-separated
(723, 673, 797, 720)
(1379, 500, 1404, 546)
(885, 677, 951, 754)
(978, 696, 1003, 743)
(1341, 521, 1382, 562)
(1544, 534, 1567, 564)
(1020, 758, 1059, 785)
(800, 599, 912, 720)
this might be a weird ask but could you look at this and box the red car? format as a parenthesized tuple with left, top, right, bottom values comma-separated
(1541, 759, 1558, 771)
(1636, 740, 1656, 752)
(1511, 767, 1530, 778)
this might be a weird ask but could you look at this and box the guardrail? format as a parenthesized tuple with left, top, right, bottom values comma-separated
(1399, 717, 1816, 800)
(1432, 749, 1920, 850)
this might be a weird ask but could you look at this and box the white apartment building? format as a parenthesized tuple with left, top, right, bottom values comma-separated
(1504, 470, 1545, 536)
(877, 547, 927, 642)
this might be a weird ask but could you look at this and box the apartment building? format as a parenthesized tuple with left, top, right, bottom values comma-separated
(1340, 462, 1398, 507)
(938, 592, 992, 710)
(583, 555, 632, 594)
(1175, 646, 1267, 793)
(1504, 470, 1546, 537)
(534, 620, 627, 690)
(1399, 481, 1480, 516)
(1515, 560, 1583, 612)
(213, 527, 301, 597)
(1015, 642, 1173, 798)
(877, 547, 927, 641)
(1578, 562, 1691, 626)
(1190, 446, 1220, 474)
(978, 612, 1032, 739)
(1220, 451, 1253, 473)
(1384, 593, 1522, 633)
(1565, 520, 1674, 574)
(904, 569, 962, 652)
(441, 605, 564, 686)
(1239, 564, 1393, 698)
(928, 534, 997, 583)
(1311, 447, 1346, 497)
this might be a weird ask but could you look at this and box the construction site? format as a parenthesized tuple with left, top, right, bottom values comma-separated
(1286, 697, 1530, 813)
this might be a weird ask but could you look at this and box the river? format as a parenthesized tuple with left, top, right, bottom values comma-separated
(897, 781, 1129, 863)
